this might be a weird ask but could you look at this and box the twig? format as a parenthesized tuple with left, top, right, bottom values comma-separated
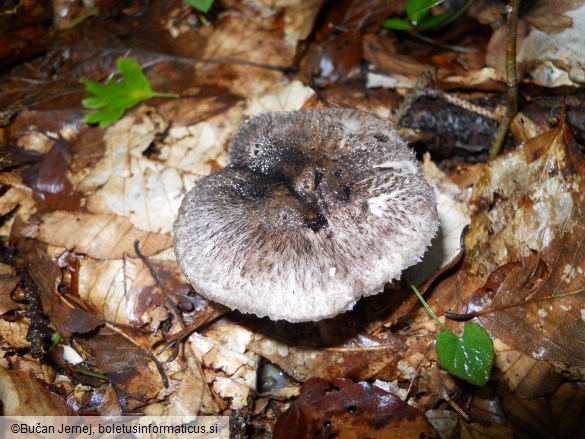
(489, 0, 521, 159)
(133, 240, 185, 332)
(395, 72, 498, 126)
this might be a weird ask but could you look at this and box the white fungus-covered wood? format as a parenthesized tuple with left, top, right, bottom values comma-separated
(173, 109, 438, 322)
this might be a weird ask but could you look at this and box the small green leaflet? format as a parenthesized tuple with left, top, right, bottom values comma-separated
(436, 322, 494, 386)
(382, 0, 454, 32)
(82, 57, 179, 128)
(184, 0, 215, 13)
(406, 0, 445, 26)
(406, 278, 494, 387)
(382, 17, 414, 31)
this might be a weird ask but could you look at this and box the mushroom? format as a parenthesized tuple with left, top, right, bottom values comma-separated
(173, 109, 438, 322)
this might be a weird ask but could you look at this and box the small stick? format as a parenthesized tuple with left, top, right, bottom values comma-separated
(489, 0, 521, 159)
(133, 240, 184, 332)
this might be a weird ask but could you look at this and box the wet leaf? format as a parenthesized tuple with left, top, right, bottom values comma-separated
(436, 323, 494, 386)
(274, 378, 438, 439)
(32, 139, 70, 194)
(499, 382, 585, 438)
(469, 252, 585, 371)
(465, 121, 585, 294)
(82, 58, 179, 128)
(78, 324, 166, 398)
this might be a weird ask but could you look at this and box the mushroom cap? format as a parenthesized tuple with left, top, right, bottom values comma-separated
(173, 109, 438, 322)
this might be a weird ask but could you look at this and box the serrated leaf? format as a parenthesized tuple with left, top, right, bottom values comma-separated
(184, 0, 215, 13)
(382, 17, 414, 31)
(436, 323, 494, 386)
(81, 57, 178, 128)
(416, 12, 451, 30)
(406, 0, 444, 26)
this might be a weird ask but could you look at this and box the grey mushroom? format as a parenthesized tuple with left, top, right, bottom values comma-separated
(173, 109, 438, 322)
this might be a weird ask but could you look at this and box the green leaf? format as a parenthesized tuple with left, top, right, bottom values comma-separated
(416, 12, 451, 30)
(183, 0, 215, 13)
(406, 0, 444, 26)
(436, 323, 494, 386)
(382, 17, 414, 31)
(82, 57, 179, 128)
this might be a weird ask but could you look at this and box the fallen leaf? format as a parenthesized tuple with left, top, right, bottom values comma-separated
(159, 345, 216, 416)
(464, 121, 585, 298)
(468, 253, 585, 372)
(493, 340, 564, 398)
(245, 80, 315, 116)
(18, 239, 167, 401)
(0, 319, 30, 350)
(22, 211, 173, 260)
(518, 3, 585, 87)
(273, 378, 438, 439)
(249, 331, 405, 382)
(499, 381, 585, 438)
(0, 274, 20, 314)
(189, 324, 257, 410)
(77, 257, 139, 325)
(76, 108, 234, 234)
(0, 367, 75, 415)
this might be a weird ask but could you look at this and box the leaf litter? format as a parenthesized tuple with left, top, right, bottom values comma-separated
(0, 0, 585, 437)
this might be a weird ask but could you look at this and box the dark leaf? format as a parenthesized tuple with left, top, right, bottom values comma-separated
(274, 378, 438, 438)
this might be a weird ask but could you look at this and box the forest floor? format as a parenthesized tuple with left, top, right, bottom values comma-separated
(0, 0, 584, 437)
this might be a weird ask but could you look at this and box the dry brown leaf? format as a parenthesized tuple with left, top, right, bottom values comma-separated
(189, 324, 257, 410)
(77, 324, 165, 399)
(77, 257, 138, 325)
(248, 328, 438, 384)
(493, 340, 564, 398)
(245, 80, 315, 116)
(194, 12, 294, 96)
(363, 33, 434, 81)
(519, 2, 585, 86)
(0, 367, 75, 415)
(0, 174, 35, 236)
(18, 239, 167, 401)
(22, 211, 172, 260)
(158, 345, 214, 416)
(0, 319, 30, 350)
(0, 274, 20, 314)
